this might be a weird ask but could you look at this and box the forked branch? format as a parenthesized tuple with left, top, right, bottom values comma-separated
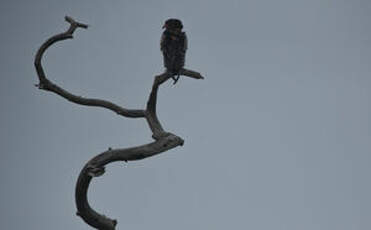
(34, 16, 202, 230)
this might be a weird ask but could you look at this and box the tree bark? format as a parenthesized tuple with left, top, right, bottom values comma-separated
(34, 16, 203, 230)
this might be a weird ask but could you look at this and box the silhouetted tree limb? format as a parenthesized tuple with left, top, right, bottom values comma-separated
(34, 16, 145, 118)
(34, 16, 202, 230)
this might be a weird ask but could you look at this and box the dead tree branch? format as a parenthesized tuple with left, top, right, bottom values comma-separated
(34, 16, 202, 230)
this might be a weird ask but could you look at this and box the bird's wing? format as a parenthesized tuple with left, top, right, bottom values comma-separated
(160, 33, 166, 51)
(183, 32, 188, 51)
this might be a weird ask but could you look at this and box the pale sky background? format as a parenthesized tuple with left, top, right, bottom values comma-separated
(1, 0, 370, 229)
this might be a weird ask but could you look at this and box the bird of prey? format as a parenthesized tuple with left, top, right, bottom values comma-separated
(160, 18, 187, 84)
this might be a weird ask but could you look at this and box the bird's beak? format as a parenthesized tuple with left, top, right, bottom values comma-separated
(162, 24, 166, 29)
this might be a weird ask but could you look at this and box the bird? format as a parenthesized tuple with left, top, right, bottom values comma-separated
(160, 18, 187, 84)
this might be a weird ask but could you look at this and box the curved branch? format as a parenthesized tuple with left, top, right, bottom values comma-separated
(75, 134, 183, 230)
(75, 69, 184, 230)
(34, 16, 145, 118)
(35, 16, 202, 230)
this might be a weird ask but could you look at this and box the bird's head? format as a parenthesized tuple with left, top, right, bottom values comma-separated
(162, 18, 183, 32)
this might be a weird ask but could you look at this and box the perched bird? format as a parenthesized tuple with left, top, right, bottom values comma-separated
(160, 18, 187, 83)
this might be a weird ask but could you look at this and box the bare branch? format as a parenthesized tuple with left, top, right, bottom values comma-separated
(180, 68, 204, 79)
(65, 16, 89, 29)
(34, 16, 145, 118)
(75, 134, 183, 230)
(35, 16, 201, 230)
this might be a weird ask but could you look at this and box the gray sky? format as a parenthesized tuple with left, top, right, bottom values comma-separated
(1, 0, 370, 229)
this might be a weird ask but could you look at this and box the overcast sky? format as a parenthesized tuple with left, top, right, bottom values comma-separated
(1, 0, 370, 230)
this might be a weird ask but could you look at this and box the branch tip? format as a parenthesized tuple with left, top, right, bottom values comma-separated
(65, 16, 88, 29)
